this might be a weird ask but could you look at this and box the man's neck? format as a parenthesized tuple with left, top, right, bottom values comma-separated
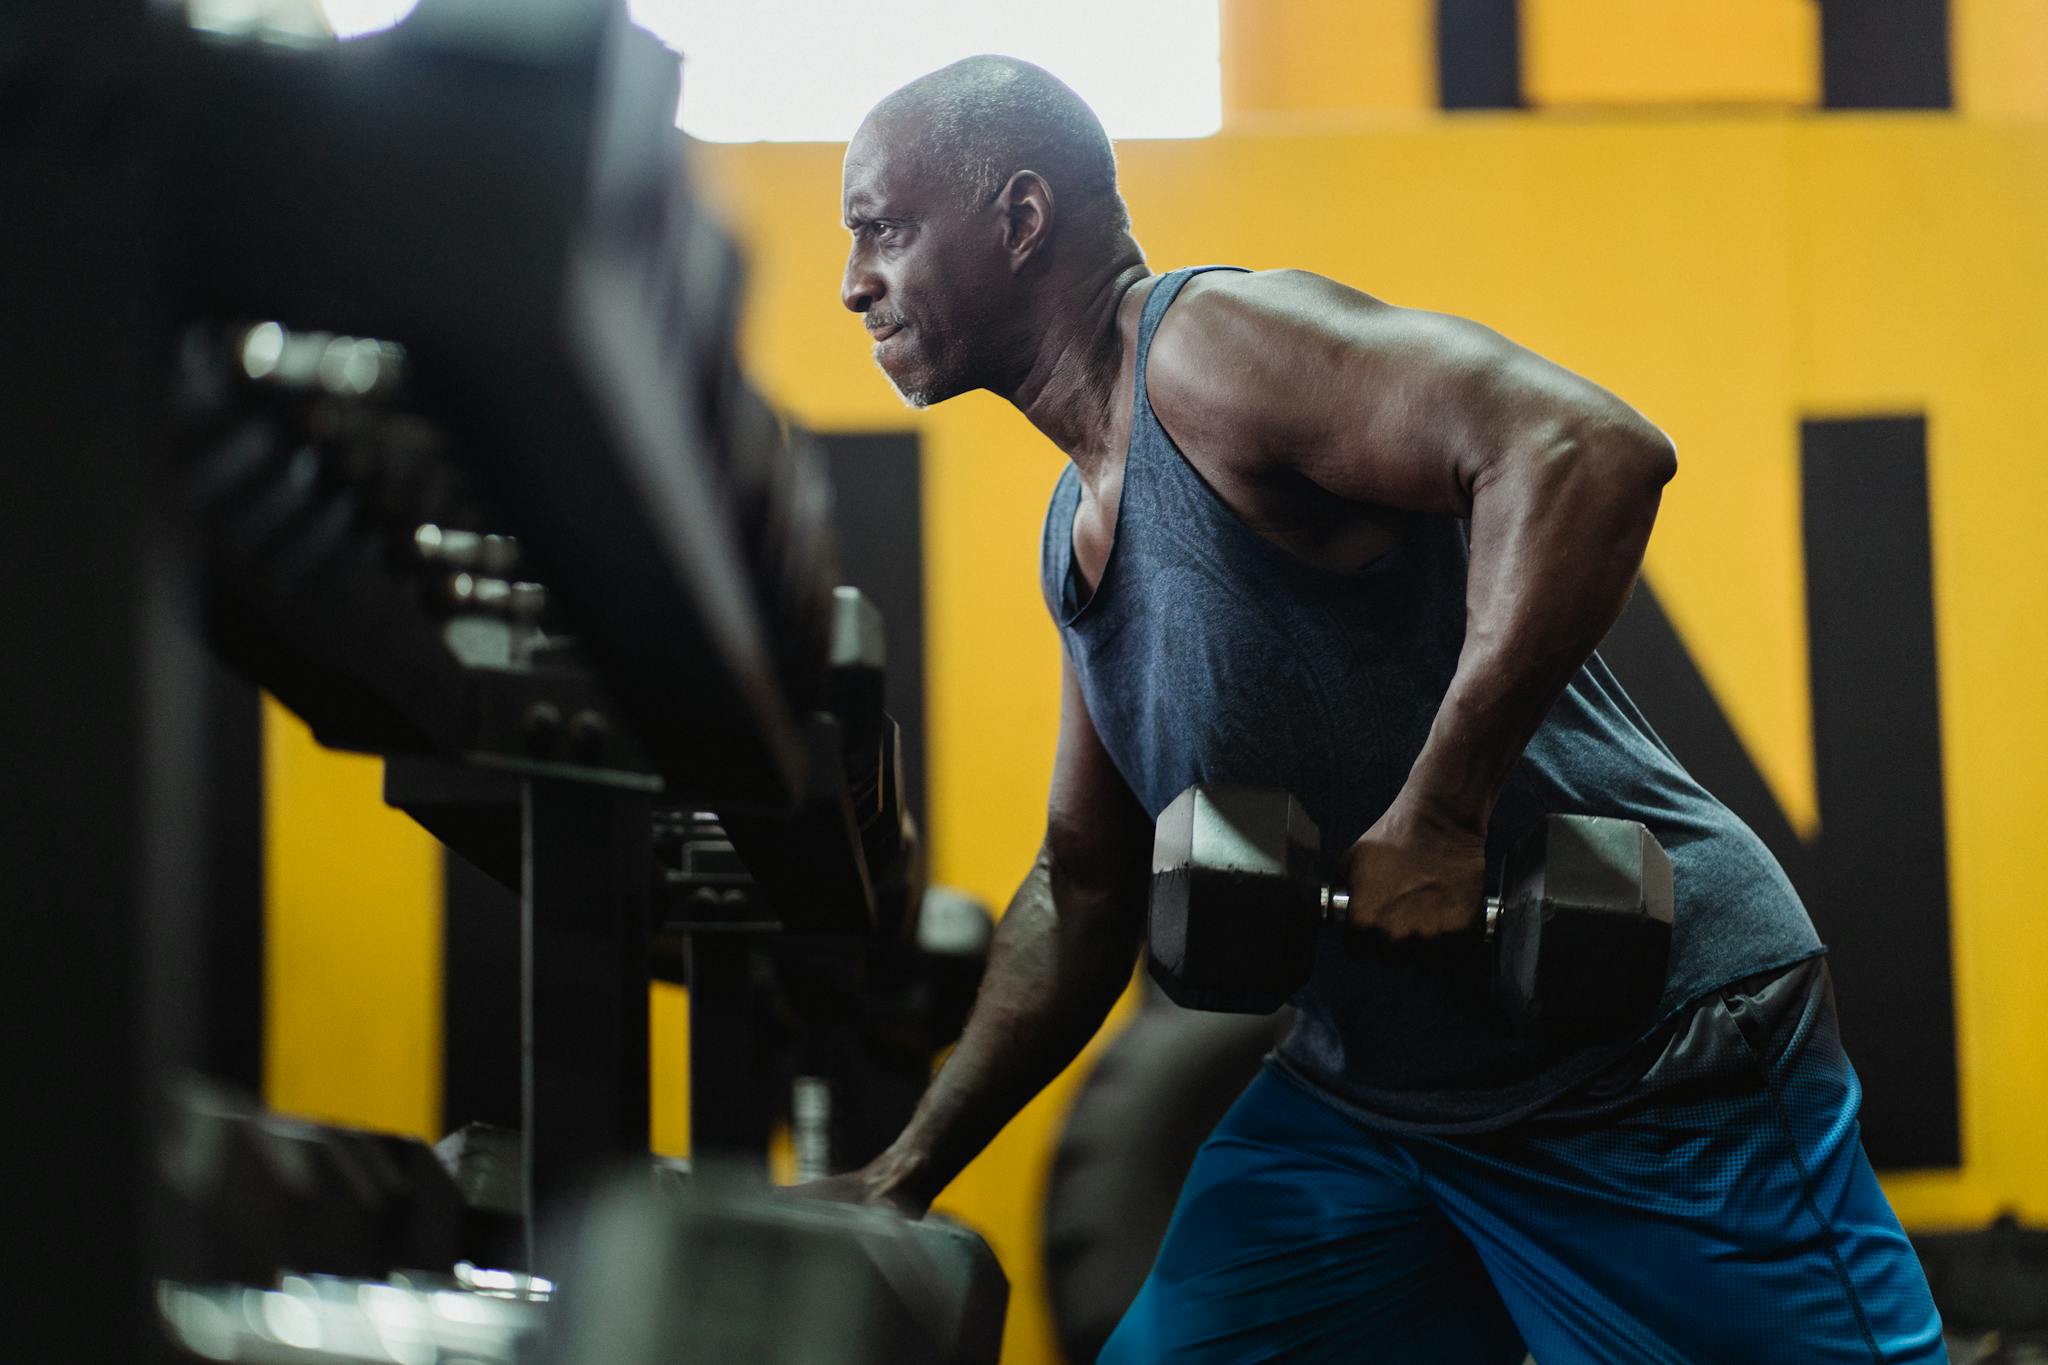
(999, 246, 1149, 468)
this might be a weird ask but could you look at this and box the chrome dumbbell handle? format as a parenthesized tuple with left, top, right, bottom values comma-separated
(1320, 885, 1505, 942)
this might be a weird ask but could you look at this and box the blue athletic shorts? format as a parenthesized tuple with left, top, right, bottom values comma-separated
(1100, 960, 1946, 1363)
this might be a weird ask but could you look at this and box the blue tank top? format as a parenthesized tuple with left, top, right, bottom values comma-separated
(1042, 266, 1824, 1130)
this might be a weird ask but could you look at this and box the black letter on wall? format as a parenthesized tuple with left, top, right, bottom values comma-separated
(1602, 414, 1959, 1169)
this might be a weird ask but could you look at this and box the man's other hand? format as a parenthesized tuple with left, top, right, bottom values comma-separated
(787, 1151, 932, 1219)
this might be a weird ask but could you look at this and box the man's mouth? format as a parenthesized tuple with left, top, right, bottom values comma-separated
(868, 322, 904, 343)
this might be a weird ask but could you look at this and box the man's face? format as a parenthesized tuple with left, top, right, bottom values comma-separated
(840, 118, 1004, 408)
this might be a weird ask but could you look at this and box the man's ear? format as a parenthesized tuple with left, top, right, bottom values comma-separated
(996, 170, 1055, 273)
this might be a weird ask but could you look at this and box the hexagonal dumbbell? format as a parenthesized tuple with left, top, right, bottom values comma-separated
(1148, 784, 1674, 1022)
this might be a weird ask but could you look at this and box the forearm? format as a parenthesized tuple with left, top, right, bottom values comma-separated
(872, 847, 1141, 1207)
(1406, 421, 1675, 827)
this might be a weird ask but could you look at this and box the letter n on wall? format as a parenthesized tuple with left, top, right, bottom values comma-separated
(1601, 414, 1959, 1170)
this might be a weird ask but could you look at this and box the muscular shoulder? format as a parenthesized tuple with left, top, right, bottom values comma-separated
(1148, 268, 1390, 385)
(1143, 269, 1398, 472)
(1143, 268, 1670, 518)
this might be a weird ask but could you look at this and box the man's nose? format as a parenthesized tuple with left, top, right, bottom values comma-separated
(841, 254, 880, 315)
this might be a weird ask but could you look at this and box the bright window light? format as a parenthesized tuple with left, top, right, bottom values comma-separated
(626, 0, 1222, 143)
(317, 0, 418, 38)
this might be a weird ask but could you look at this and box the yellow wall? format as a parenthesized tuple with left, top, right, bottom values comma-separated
(1522, 0, 1819, 108)
(260, 11, 2048, 1365)
(1217, 0, 2048, 120)
(1789, 120, 2048, 1223)
(263, 698, 441, 1139)
(1955, 0, 2048, 115)
(1220, 0, 1835, 118)
(1223, 0, 1436, 119)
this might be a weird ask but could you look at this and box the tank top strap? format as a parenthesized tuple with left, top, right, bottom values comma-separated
(1040, 461, 1084, 619)
(1131, 265, 1250, 462)
(1041, 267, 1250, 627)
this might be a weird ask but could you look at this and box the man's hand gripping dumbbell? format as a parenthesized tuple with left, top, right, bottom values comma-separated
(1148, 784, 1675, 1021)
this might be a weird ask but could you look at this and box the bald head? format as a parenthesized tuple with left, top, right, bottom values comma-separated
(840, 57, 1143, 410)
(859, 55, 1129, 239)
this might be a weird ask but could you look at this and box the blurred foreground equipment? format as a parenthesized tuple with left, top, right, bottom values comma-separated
(158, 1269, 549, 1365)
(1915, 1215, 2048, 1362)
(164, 1083, 467, 1287)
(173, 0, 823, 804)
(546, 1177, 1008, 1365)
(1, 0, 1003, 1359)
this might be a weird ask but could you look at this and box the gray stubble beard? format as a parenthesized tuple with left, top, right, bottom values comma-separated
(874, 349, 943, 410)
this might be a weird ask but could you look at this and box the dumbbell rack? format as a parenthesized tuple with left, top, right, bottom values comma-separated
(0, 1, 871, 1359)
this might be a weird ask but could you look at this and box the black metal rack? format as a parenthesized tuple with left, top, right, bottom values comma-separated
(1, 1, 888, 1357)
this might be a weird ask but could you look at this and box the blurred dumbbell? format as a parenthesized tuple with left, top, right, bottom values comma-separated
(822, 588, 924, 923)
(773, 426, 841, 707)
(895, 885, 993, 1049)
(720, 382, 839, 712)
(162, 1082, 464, 1285)
(542, 1177, 1008, 1365)
(1149, 784, 1674, 1021)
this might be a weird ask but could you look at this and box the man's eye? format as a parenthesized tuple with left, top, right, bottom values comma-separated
(872, 222, 898, 241)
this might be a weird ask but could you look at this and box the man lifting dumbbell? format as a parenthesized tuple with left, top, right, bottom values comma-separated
(821, 55, 1945, 1363)
(1149, 784, 1674, 1024)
